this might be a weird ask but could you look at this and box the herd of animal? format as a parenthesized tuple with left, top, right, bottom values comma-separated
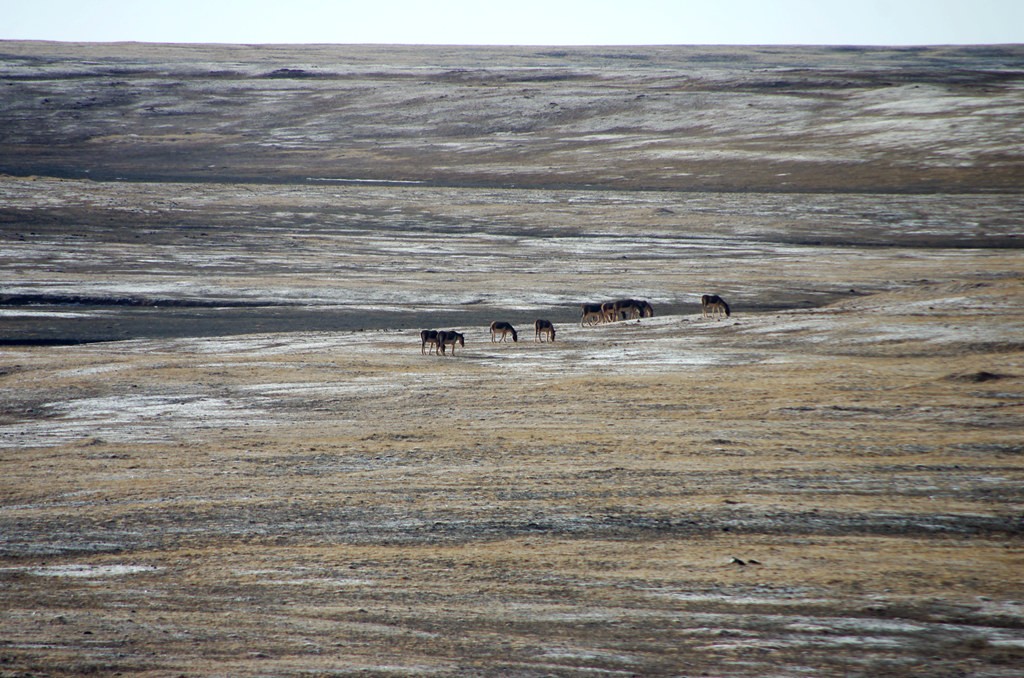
(580, 298, 655, 326)
(419, 329, 465, 355)
(419, 295, 731, 355)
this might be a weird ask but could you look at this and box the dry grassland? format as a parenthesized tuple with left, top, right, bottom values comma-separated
(1, 42, 1023, 677)
(2, 269, 1022, 676)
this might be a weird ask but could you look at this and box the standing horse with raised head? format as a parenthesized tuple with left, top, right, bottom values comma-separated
(489, 321, 518, 343)
(701, 294, 731, 319)
(534, 319, 556, 342)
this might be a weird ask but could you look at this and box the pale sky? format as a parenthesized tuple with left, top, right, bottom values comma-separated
(2, 0, 1022, 46)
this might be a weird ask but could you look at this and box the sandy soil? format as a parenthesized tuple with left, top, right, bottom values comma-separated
(1, 42, 1023, 677)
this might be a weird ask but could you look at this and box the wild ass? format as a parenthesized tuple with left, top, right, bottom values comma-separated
(420, 329, 441, 355)
(580, 303, 604, 326)
(489, 321, 518, 343)
(607, 299, 655, 322)
(534, 319, 556, 342)
(701, 294, 731, 319)
(437, 330, 465, 355)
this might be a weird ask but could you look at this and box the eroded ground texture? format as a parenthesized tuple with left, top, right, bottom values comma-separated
(1, 42, 1023, 677)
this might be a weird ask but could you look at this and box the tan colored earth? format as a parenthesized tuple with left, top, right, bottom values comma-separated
(1, 42, 1022, 676)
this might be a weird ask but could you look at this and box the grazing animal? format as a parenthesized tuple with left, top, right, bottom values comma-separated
(489, 321, 518, 343)
(420, 329, 441, 355)
(437, 330, 465, 356)
(534, 319, 556, 342)
(582, 299, 652, 324)
(701, 294, 731, 319)
(601, 298, 650, 322)
(580, 303, 604, 326)
(612, 298, 646, 321)
(609, 299, 632, 321)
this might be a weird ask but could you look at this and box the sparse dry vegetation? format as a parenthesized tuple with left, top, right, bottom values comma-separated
(1, 42, 1022, 676)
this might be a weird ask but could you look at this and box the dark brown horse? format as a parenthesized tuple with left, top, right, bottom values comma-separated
(437, 330, 465, 355)
(701, 294, 731, 319)
(489, 321, 518, 343)
(613, 298, 646, 321)
(420, 329, 441, 354)
(580, 303, 604, 326)
(534, 319, 556, 342)
(605, 298, 652, 321)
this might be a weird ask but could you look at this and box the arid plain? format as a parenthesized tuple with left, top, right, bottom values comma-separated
(1, 42, 1023, 676)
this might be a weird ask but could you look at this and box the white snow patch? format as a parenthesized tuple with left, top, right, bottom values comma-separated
(23, 564, 160, 578)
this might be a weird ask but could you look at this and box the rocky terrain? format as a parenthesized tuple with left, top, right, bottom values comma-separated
(1, 41, 1022, 676)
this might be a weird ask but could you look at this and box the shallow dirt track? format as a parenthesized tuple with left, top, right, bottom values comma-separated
(1, 42, 1024, 676)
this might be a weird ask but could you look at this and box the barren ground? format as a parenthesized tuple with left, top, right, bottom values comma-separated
(1, 42, 1023, 677)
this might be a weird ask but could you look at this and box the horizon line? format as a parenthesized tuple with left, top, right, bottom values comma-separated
(3, 38, 1023, 49)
